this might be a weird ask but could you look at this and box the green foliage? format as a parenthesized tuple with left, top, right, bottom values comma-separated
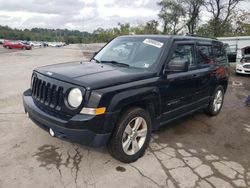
(232, 10, 250, 36)
(0, 25, 92, 43)
(196, 18, 232, 37)
(158, 0, 186, 34)
(0, 20, 161, 43)
(0, 0, 249, 42)
(157, 0, 249, 37)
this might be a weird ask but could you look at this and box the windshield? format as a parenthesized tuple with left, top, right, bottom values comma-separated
(94, 37, 165, 69)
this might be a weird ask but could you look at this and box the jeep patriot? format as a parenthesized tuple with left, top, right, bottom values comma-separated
(23, 35, 229, 162)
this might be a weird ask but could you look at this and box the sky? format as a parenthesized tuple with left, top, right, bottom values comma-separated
(0, 0, 249, 32)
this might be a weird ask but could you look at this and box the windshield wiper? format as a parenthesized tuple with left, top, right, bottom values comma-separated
(101, 61, 130, 67)
(92, 58, 101, 64)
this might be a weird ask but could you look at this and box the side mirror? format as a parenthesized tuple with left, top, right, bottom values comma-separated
(164, 58, 189, 73)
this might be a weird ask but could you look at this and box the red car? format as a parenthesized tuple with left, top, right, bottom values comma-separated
(3, 41, 32, 50)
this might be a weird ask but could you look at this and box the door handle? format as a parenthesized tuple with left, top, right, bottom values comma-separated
(192, 74, 199, 77)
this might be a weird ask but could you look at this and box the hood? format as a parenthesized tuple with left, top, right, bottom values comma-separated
(35, 61, 156, 90)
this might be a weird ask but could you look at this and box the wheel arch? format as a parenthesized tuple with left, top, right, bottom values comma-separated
(106, 88, 161, 129)
(217, 79, 228, 93)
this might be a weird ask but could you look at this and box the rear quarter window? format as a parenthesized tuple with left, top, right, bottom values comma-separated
(213, 45, 227, 64)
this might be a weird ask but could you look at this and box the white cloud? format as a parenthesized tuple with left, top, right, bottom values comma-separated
(0, 0, 249, 32)
(0, 0, 159, 31)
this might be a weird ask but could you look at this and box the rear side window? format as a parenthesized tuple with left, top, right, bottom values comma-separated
(197, 45, 213, 64)
(213, 45, 227, 64)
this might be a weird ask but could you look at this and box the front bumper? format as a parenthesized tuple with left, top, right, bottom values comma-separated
(236, 63, 250, 74)
(23, 89, 112, 147)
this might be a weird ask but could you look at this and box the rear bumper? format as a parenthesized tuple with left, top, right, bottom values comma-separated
(23, 89, 112, 147)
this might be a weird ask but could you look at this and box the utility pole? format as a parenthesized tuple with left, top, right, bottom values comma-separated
(82, 17, 84, 44)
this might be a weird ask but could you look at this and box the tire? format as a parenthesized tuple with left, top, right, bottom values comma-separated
(22, 47, 26, 50)
(108, 107, 152, 163)
(204, 86, 224, 116)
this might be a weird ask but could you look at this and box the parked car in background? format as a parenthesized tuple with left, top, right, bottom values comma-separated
(48, 42, 65, 47)
(48, 42, 58, 47)
(23, 35, 229, 162)
(29, 41, 42, 47)
(42, 42, 49, 47)
(20, 41, 30, 45)
(225, 44, 237, 62)
(236, 54, 250, 74)
(3, 41, 32, 50)
(0, 39, 5, 44)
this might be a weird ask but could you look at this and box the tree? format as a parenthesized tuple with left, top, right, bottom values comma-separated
(144, 20, 159, 34)
(204, 0, 244, 37)
(232, 10, 250, 35)
(118, 23, 130, 35)
(158, 0, 186, 34)
(185, 0, 204, 34)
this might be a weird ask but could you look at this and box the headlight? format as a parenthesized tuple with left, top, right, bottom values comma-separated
(68, 88, 83, 108)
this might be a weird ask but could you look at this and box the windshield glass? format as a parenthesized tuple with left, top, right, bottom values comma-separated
(94, 37, 165, 69)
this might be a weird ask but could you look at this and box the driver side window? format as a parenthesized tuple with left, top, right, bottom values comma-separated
(170, 44, 195, 67)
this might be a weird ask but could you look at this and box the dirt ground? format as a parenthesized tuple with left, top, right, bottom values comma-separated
(0, 44, 250, 188)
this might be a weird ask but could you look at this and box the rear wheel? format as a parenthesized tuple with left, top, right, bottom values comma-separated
(108, 107, 152, 163)
(204, 86, 224, 116)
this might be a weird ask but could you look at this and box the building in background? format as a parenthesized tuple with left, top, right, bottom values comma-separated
(218, 36, 250, 63)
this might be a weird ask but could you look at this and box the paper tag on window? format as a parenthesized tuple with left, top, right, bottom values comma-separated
(143, 38, 164, 48)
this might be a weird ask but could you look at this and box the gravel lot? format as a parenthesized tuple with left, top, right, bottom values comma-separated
(0, 44, 250, 188)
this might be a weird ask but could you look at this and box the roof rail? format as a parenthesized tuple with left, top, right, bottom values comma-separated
(185, 33, 218, 40)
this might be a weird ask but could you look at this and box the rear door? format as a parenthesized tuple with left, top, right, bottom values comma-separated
(195, 43, 216, 99)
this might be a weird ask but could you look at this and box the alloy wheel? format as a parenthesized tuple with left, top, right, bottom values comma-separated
(122, 117, 148, 155)
(213, 90, 223, 112)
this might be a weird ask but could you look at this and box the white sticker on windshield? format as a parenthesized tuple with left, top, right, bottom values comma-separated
(143, 38, 164, 48)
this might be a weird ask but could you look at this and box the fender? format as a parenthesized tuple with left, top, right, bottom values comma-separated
(107, 86, 160, 114)
(86, 77, 162, 130)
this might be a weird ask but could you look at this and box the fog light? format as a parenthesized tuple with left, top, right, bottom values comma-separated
(49, 128, 55, 137)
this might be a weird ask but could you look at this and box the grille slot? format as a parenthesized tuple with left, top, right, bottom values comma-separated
(32, 77, 64, 111)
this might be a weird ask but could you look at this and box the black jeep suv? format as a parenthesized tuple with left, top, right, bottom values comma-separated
(23, 35, 229, 163)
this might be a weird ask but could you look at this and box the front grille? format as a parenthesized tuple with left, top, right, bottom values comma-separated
(32, 76, 64, 111)
(243, 64, 250, 69)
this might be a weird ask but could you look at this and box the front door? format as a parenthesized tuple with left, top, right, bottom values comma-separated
(160, 41, 201, 124)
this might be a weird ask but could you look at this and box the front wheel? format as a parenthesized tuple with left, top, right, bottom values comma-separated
(108, 107, 152, 163)
(204, 86, 224, 116)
